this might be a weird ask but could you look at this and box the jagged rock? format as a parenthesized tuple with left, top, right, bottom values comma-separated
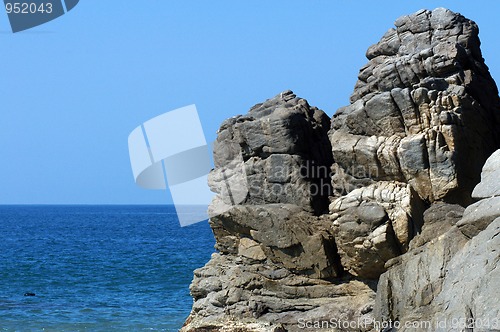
(184, 8, 500, 331)
(330, 182, 425, 278)
(375, 145, 500, 331)
(182, 253, 376, 332)
(210, 204, 341, 279)
(409, 202, 464, 249)
(330, 8, 500, 207)
(472, 149, 500, 199)
(327, 7, 500, 279)
(210, 90, 333, 215)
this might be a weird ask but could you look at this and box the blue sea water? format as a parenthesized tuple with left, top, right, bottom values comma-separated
(0, 205, 215, 331)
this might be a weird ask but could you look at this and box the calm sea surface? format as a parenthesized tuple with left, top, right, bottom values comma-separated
(0, 205, 215, 331)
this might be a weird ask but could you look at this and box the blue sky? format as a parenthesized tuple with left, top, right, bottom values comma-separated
(1, 1, 499, 204)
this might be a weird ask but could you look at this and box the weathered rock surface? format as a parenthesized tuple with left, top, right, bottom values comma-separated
(331, 7, 500, 202)
(184, 253, 376, 332)
(375, 150, 500, 331)
(376, 218, 500, 331)
(183, 8, 500, 332)
(409, 202, 464, 249)
(328, 7, 500, 279)
(330, 182, 422, 278)
(210, 204, 341, 279)
(184, 91, 377, 331)
(457, 196, 500, 238)
(472, 149, 500, 199)
(209, 90, 333, 215)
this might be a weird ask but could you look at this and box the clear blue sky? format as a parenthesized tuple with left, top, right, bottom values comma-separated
(1, 1, 499, 204)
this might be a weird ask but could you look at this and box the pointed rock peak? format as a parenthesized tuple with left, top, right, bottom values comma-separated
(247, 90, 302, 118)
(331, 7, 500, 208)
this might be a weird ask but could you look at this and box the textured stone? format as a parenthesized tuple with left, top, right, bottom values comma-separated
(409, 202, 464, 249)
(330, 8, 500, 207)
(182, 254, 376, 332)
(211, 204, 341, 279)
(330, 182, 424, 278)
(184, 8, 500, 331)
(472, 149, 500, 199)
(238, 238, 267, 261)
(375, 218, 500, 332)
(210, 90, 332, 215)
(430, 217, 500, 331)
(457, 196, 500, 238)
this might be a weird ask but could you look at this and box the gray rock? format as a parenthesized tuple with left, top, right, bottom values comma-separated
(210, 90, 333, 215)
(182, 254, 376, 332)
(330, 7, 500, 207)
(472, 149, 500, 199)
(376, 218, 500, 332)
(184, 8, 500, 331)
(457, 196, 500, 238)
(330, 182, 424, 278)
(409, 202, 464, 249)
(211, 204, 341, 279)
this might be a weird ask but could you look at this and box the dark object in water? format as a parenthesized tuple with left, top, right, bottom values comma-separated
(24, 292, 36, 297)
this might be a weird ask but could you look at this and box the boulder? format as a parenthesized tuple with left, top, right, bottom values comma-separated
(472, 149, 500, 199)
(330, 182, 425, 278)
(210, 90, 333, 215)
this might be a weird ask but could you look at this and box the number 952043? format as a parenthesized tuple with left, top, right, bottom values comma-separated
(5, 2, 53, 14)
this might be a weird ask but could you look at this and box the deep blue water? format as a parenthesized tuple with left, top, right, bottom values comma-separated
(0, 205, 215, 331)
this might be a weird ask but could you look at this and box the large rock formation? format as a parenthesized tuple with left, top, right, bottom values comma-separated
(185, 91, 376, 332)
(182, 8, 500, 332)
(329, 7, 500, 279)
(375, 150, 500, 331)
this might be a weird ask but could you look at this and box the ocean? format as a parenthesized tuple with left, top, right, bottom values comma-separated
(0, 205, 215, 331)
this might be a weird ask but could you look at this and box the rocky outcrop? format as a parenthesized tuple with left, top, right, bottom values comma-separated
(328, 7, 500, 279)
(183, 8, 500, 332)
(208, 91, 339, 280)
(185, 253, 375, 332)
(184, 91, 377, 332)
(375, 150, 500, 331)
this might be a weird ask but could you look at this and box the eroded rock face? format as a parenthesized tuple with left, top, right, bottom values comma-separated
(330, 182, 423, 278)
(328, 7, 500, 278)
(375, 150, 500, 331)
(210, 205, 341, 279)
(331, 8, 500, 205)
(185, 253, 376, 332)
(183, 92, 375, 331)
(472, 149, 500, 199)
(183, 8, 500, 332)
(207, 91, 340, 281)
(210, 90, 333, 215)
